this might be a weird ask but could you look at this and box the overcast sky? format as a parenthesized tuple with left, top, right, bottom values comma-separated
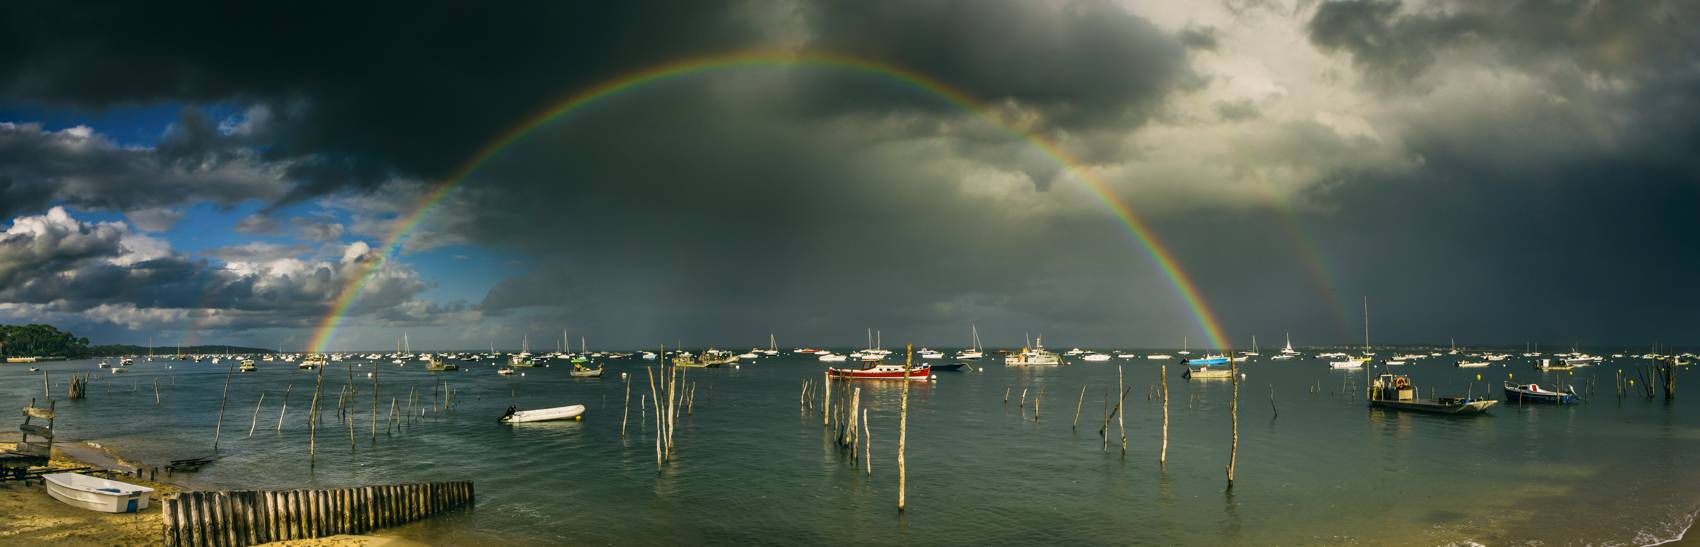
(1, 0, 1695, 351)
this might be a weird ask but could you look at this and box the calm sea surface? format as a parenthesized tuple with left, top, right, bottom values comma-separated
(3, 351, 1696, 545)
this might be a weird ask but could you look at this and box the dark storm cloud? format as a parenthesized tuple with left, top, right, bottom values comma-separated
(0, 1, 771, 203)
(796, 0, 1200, 133)
(0, 118, 280, 219)
(1308, 0, 1700, 91)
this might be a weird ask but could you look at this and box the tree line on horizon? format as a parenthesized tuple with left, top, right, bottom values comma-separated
(0, 323, 272, 358)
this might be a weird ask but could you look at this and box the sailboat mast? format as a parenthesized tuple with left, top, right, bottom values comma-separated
(1362, 296, 1370, 355)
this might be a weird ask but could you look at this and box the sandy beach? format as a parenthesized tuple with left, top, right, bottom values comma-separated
(0, 441, 173, 545)
(0, 441, 419, 546)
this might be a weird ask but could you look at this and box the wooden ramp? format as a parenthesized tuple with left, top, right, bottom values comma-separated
(160, 480, 474, 547)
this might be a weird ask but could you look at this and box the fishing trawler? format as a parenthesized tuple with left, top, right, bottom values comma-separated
(674, 349, 738, 368)
(1368, 370, 1497, 415)
(238, 359, 257, 372)
(298, 355, 326, 369)
(425, 354, 458, 372)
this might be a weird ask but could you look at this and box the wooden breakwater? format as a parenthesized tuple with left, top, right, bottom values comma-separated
(160, 480, 474, 546)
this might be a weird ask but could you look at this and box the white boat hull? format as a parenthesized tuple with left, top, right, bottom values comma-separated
(500, 404, 586, 423)
(43, 473, 153, 513)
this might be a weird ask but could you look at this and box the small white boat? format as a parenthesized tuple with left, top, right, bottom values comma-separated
(918, 348, 944, 359)
(499, 404, 585, 424)
(43, 473, 153, 513)
(1081, 353, 1112, 362)
(1456, 360, 1490, 368)
(818, 353, 848, 362)
(1146, 354, 1172, 360)
(497, 367, 515, 376)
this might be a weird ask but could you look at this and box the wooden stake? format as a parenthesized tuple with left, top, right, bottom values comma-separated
(1118, 366, 1127, 454)
(309, 367, 323, 462)
(898, 344, 911, 513)
(1227, 355, 1239, 486)
(370, 367, 378, 444)
(1160, 364, 1169, 465)
(863, 408, 871, 477)
(1268, 384, 1277, 419)
(277, 384, 292, 431)
(248, 392, 266, 438)
(824, 370, 832, 427)
(213, 366, 234, 451)
(1072, 385, 1087, 430)
(621, 375, 632, 438)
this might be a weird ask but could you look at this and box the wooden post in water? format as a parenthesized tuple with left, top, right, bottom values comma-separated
(371, 367, 378, 444)
(309, 367, 324, 462)
(898, 344, 911, 513)
(621, 374, 632, 438)
(213, 366, 235, 451)
(824, 369, 832, 427)
(646, 367, 662, 467)
(1004, 386, 1011, 403)
(387, 397, 398, 434)
(1035, 389, 1042, 421)
(863, 407, 871, 477)
(1160, 364, 1169, 465)
(1227, 353, 1239, 487)
(1268, 384, 1277, 419)
(1072, 384, 1086, 430)
(249, 392, 266, 438)
(1020, 387, 1027, 410)
(277, 384, 292, 431)
(1118, 366, 1126, 454)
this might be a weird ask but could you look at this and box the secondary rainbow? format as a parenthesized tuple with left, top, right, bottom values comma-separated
(307, 50, 1229, 353)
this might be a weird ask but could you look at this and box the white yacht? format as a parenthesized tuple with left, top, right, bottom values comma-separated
(1005, 336, 1063, 366)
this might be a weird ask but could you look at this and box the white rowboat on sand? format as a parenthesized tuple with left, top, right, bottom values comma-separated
(43, 473, 153, 513)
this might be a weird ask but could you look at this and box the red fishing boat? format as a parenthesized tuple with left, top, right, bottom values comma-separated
(828, 362, 932, 381)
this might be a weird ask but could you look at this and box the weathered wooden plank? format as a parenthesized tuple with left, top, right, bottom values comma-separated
(18, 423, 51, 437)
(13, 441, 50, 458)
(22, 406, 53, 419)
(161, 496, 178, 547)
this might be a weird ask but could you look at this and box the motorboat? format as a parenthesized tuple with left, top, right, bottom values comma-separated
(498, 404, 585, 423)
(1146, 354, 1172, 360)
(917, 348, 944, 359)
(1329, 357, 1367, 369)
(827, 362, 933, 381)
(1184, 366, 1233, 379)
(1503, 381, 1579, 404)
(1456, 360, 1490, 368)
(43, 473, 153, 513)
(1081, 353, 1112, 362)
(569, 364, 604, 378)
(1183, 355, 1229, 366)
(299, 355, 327, 369)
(238, 359, 257, 372)
(497, 367, 515, 376)
(817, 353, 847, 363)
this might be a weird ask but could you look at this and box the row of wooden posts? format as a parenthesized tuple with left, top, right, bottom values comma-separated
(800, 346, 914, 511)
(618, 344, 703, 468)
(160, 480, 474, 547)
(194, 364, 462, 462)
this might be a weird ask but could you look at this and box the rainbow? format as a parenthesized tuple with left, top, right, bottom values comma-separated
(306, 50, 1229, 353)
